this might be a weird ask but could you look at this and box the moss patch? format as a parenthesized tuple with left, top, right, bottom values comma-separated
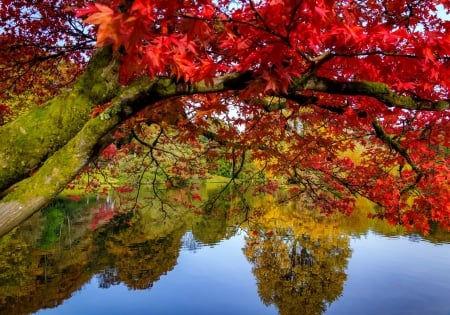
(0, 47, 120, 192)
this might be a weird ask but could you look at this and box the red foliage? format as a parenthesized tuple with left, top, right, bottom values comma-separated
(0, 0, 90, 100)
(2, 0, 449, 233)
(73, 0, 450, 98)
(100, 143, 118, 160)
(89, 200, 116, 230)
(66, 194, 81, 202)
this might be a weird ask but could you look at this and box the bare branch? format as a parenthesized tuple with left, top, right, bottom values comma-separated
(372, 119, 423, 192)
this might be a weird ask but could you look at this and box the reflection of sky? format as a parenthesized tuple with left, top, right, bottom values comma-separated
(32, 230, 450, 315)
(33, 233, 278, 315)
(326, 232, 450, 315)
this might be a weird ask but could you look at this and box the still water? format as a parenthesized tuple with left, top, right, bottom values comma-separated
(0, 192, 449, 315)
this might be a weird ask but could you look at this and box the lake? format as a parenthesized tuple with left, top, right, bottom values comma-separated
(0, 190, 449, 315)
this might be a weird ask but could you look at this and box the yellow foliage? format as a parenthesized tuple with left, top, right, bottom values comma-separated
(244, 195, 351, 315)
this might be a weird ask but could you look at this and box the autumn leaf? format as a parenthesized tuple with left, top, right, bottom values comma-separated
(90, 102, 113, 118)
(100, 144, 118, 160)
(80, 3, 122, 48)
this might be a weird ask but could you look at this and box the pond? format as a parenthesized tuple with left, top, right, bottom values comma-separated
(0, 188, 449, 315)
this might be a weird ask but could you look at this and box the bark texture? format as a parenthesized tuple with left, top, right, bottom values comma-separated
(0, 63, 249, 236)
(0, 47, 120, 192)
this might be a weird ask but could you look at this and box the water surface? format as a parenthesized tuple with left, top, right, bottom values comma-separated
(0, 194, 449, 315)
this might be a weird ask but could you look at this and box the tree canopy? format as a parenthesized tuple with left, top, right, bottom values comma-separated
(0, 0, 449, 236)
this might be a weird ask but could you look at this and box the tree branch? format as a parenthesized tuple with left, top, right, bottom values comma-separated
(371, 119, 423, 190)
(0, 47, 120, 192)
(290, 75, 449, 111)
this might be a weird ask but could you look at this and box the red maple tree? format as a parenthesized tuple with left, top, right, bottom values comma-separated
(0, 0, 449, 235)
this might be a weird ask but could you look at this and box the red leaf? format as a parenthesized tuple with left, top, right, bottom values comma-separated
(66, 194, 81, 202)
(100, 144, 118, 160)
(115, 185, 134, 193)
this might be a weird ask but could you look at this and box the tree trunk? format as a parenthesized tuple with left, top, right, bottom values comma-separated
(0, 47, 122, 236)
(0, 48, 246, 237)
(0, 47, 120, 193)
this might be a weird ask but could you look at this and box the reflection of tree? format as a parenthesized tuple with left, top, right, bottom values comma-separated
(98, 228, 184, 290)
(0, 200, 93, 315)
(191, 183, 247, 245)
(243, 198, 351, 315)
(0, 197, 186, 313)
(2, 191, 449, 315)
(182, 231, 203, 251)
(192, 212, 228, 245)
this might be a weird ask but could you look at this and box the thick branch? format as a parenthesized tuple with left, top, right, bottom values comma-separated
(0, 71, 259, 237)
(290, 75, 449, 111)
(0, 47, 120, 192)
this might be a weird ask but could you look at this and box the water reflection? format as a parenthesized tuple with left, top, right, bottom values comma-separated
(0, 189, 449, 315)
(181, 231, 204, 251)
(243, 198, 350, 315)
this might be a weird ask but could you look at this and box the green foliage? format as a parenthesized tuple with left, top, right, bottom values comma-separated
(39, 206, 66, 249)
(210, 156, 233, 178)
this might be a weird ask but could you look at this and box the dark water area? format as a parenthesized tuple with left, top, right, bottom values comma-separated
(1, 191, 449, 315)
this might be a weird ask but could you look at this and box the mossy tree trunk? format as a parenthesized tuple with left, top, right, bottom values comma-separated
(0, 51, 246, 237)
(0, 47, 120, 192)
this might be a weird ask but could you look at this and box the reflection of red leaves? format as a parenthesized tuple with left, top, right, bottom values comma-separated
(191, 193, 202, 201)
(89, 202, 115, 230)
(66, 194, 81, 202)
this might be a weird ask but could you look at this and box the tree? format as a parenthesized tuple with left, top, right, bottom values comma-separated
(0, 0, 449, 237)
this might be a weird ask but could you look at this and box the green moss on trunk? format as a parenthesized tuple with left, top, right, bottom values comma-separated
(0, 108, 121, 236)
(0, 77, 161, 237)
(0, 47, 120, 192)
(0, 72, 253, 237)
(292, 75, 450, 111)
